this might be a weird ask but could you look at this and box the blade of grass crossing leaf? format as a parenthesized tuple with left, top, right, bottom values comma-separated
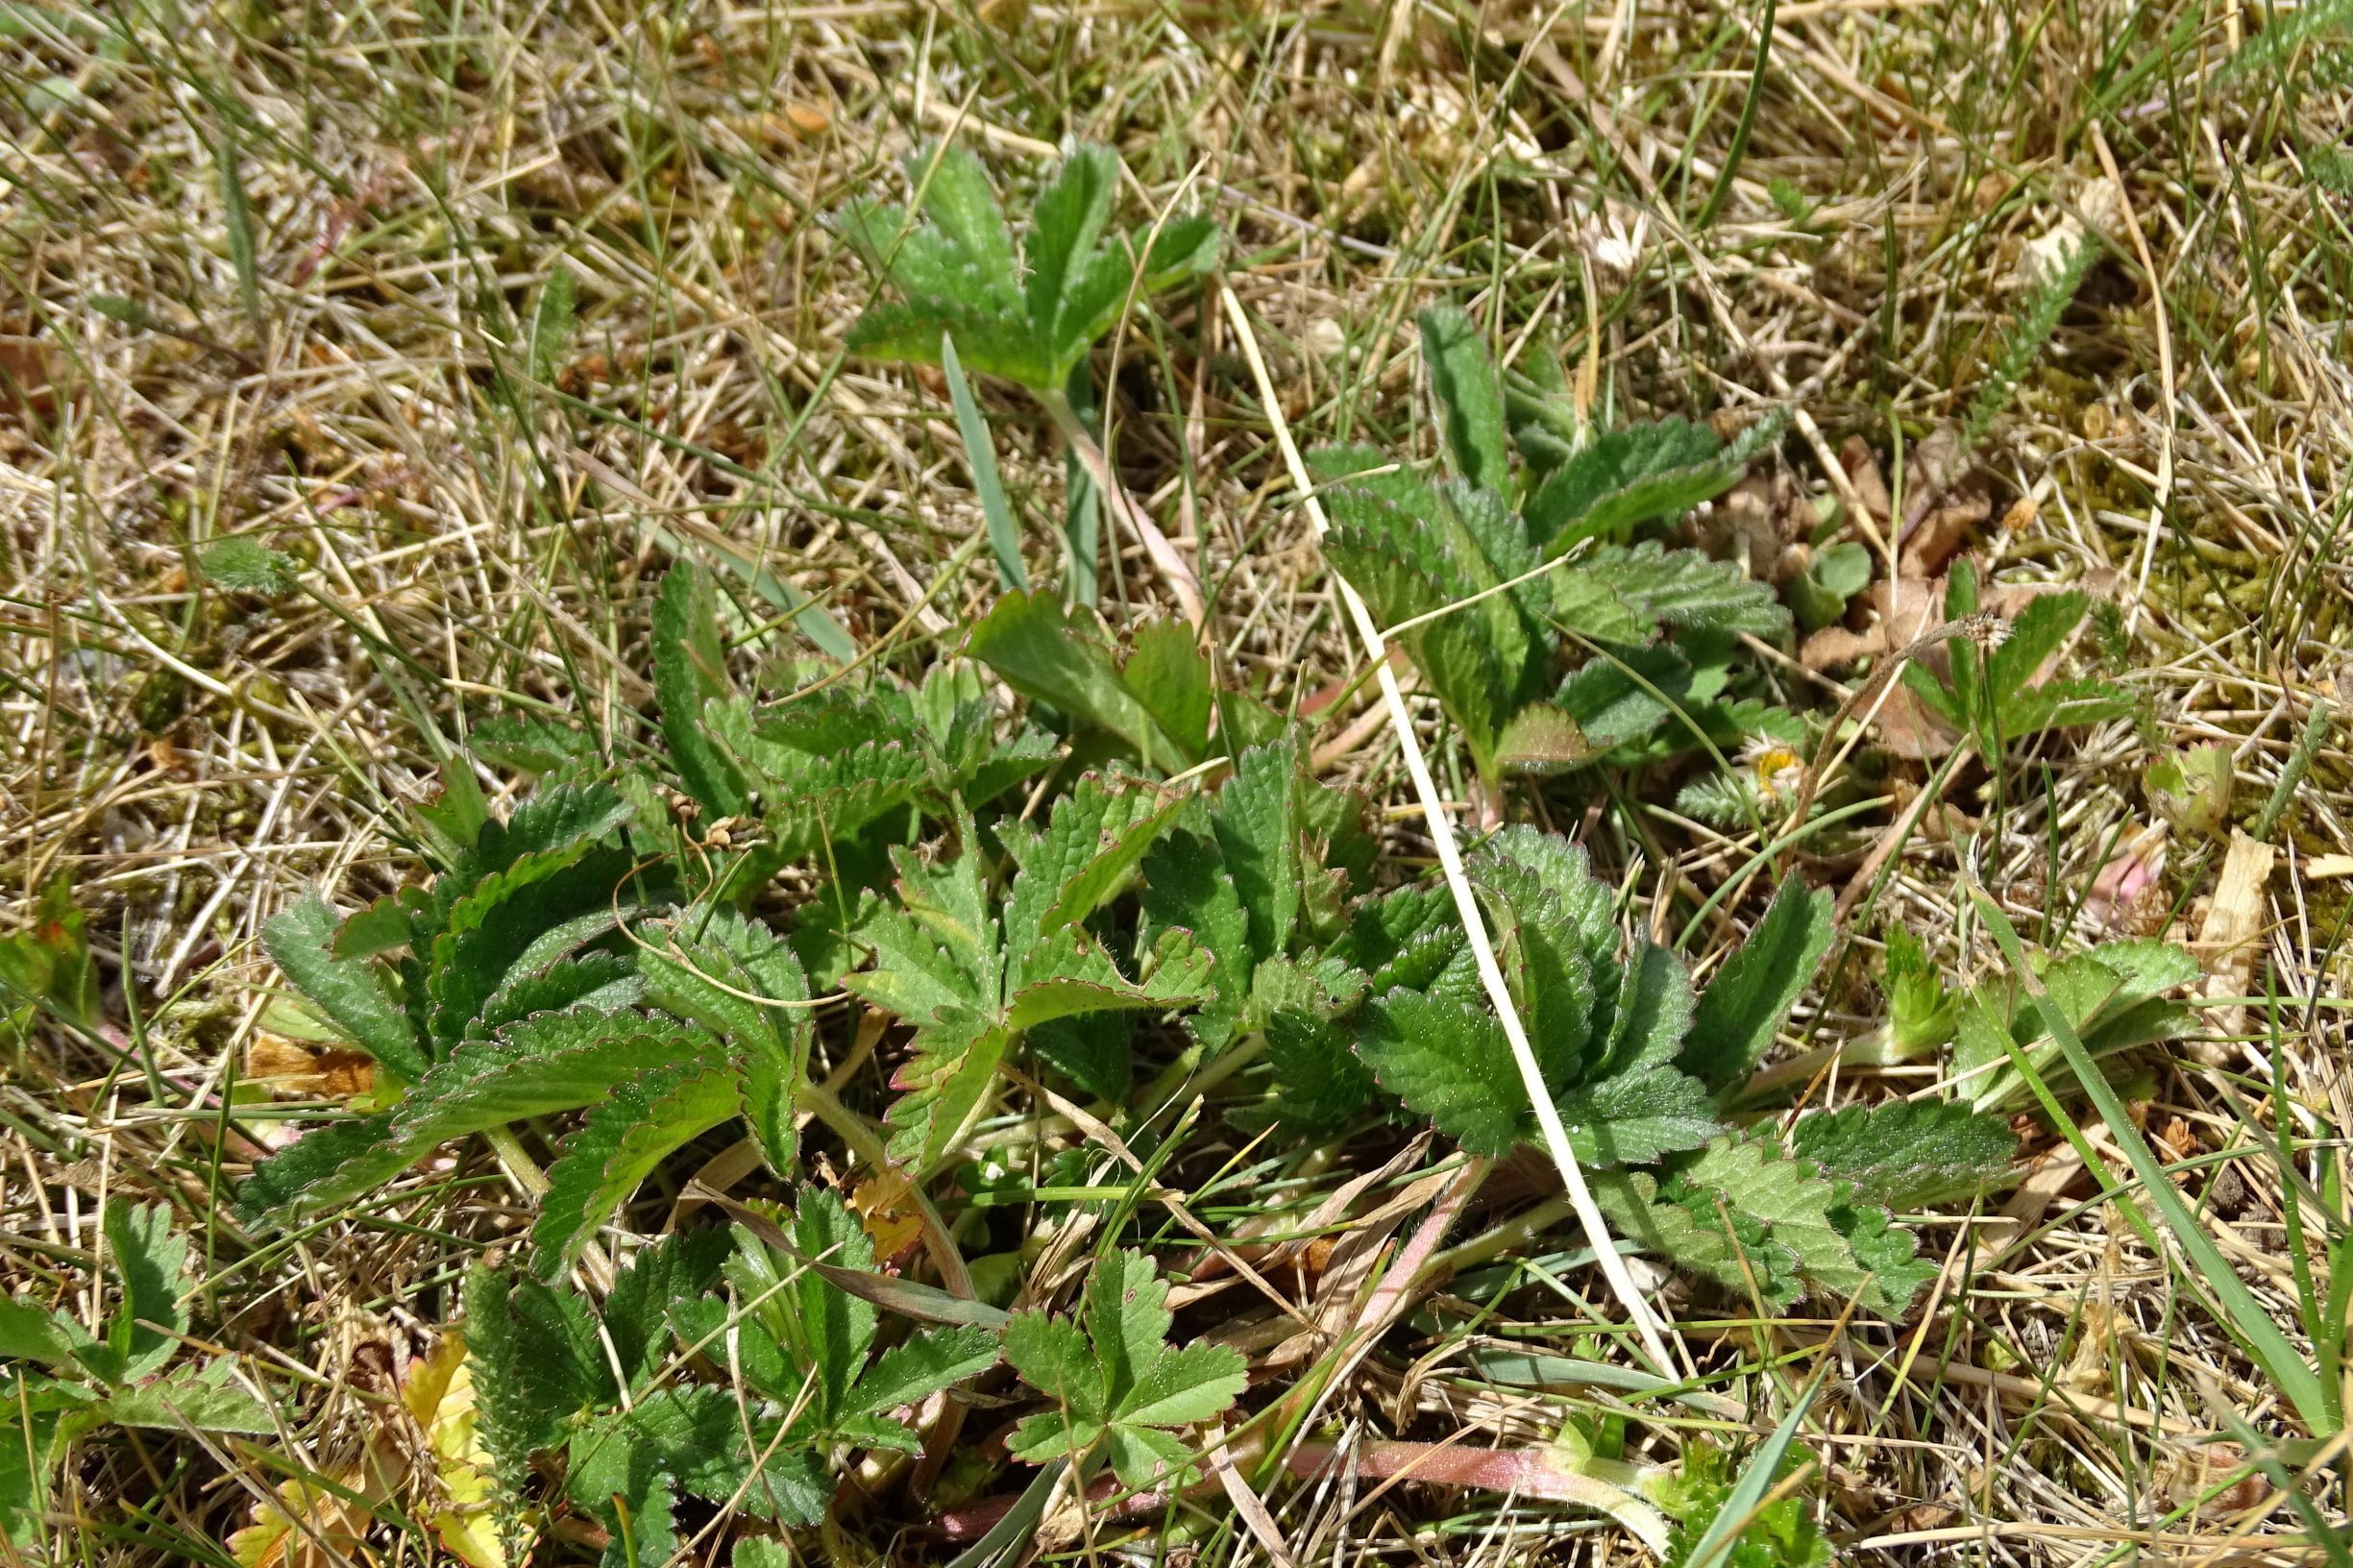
(1222, 281, 1677, 1378)
(944, 1459, 1068, 1568)
(1695, 0, 1777, 230)
(1966, 883, 2331, 1430)
(1680, 1367, 1822, 1568)
(942, 334, 1027, 592)
(217, 133, 259, 326)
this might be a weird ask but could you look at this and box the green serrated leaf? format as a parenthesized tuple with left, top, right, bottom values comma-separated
(1003, 1311, 1102, 1422)
(96, 1359, 277, 1433)
(1357, 988, 1529, 1157)
(196, 535, 296, 596)
(1788, 1102, 2021, 1210)
(97, 1200, 189, 1383)
(265, 895, 430, 1080)
(1122, 620, 1213, 766)
(652, 563, 749, 818)
(638, 905, 811, 1175)
(1680, 874, 1832, 1092)
(528, 1061, 739, 1277)
(601, 1228, 730, 1393)
(0, 1295, 86, 1369)
(851, 1323, 1000, 1418)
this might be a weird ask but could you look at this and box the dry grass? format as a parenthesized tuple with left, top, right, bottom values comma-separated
(3, 0, 2350, 1564)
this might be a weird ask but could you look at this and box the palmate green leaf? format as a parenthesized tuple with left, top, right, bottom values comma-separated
(1529, 413, 1785, 553)
(653, 562, 749, 819)
(527, 1059, 740, 1277)
(263, 895, 429, 1080)
(904, 145, 1021, 307)
(1418, 305, 1512, 494)
(1788, 1102, 2021, 1210)
(1679, 874, 1833, 1092)
(1007, 1250, 1246, 1488)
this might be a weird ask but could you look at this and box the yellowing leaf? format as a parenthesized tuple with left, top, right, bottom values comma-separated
(403, 1332, 506, 1568)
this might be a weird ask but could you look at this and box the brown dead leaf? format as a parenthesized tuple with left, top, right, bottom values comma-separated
(1839, 434, 1892, 527)
(851, 1167, 926, 1267)
(2193, 829, 2274, 1055)
(247, 1036, 377, 1099)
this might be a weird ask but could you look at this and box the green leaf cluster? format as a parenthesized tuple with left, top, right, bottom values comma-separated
(467, 1197, 997, 1567)
(835, 143, 1219, 395)
(1952, 938, 2198, 1111)
(1901, 562, 2135, 754)
(2, 1202, 274, 1544)
(1313, 306, 1792, 795)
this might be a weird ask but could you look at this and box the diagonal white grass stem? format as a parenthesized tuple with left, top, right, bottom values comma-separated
(1217, 282, 1677, 1376)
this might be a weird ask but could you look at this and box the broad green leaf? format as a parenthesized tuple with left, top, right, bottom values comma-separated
(653, 563, 750, 818)
(1025, 146, 1121, 379)
(1788, 1102, 2021, 1210)
(1679, 874, 1832, 1091)
(0, 1296, 85, 1369)
(1599, 941, 1697, 1079)
(264, 896, 429, 1080)
(1578, 542, 1790, 637)
(966, 590, 1181, 768)
(527, 1060, 740, 1278)
(1356, 989, 1529, 1157)
(846, 296, 1054, 386)
(1122, 620, 1213, 766)
(1418, 305, 1511, 494)
(96, 1360, 276, 1433)
(99, 1199, 190, 1383)
(1555, 1064, 1721, 1167)
(1003, 774, 1186, 950)
(1670, 1137, 1899, 1312)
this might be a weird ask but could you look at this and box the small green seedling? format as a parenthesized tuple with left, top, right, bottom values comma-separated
(835, 143, 1220, 599)
(1901, 561, 2135, 756)
(1003, 1250, 1247, 1489)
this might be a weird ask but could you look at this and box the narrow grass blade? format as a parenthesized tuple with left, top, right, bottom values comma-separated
(1696, 0, 1777, 230)
(943, 333, 1027, 592)
(1681, 1367, 1821, 1568)
(217, 133, 259, 326)
(1967, 885, 2332, 1431)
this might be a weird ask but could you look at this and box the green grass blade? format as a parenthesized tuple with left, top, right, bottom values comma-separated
(943, 333, 1027, 593)
(1681, 1367, 1821, 1568)
(1967, 887, 2333, 1432)
(1695, 0, 1777, 231)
